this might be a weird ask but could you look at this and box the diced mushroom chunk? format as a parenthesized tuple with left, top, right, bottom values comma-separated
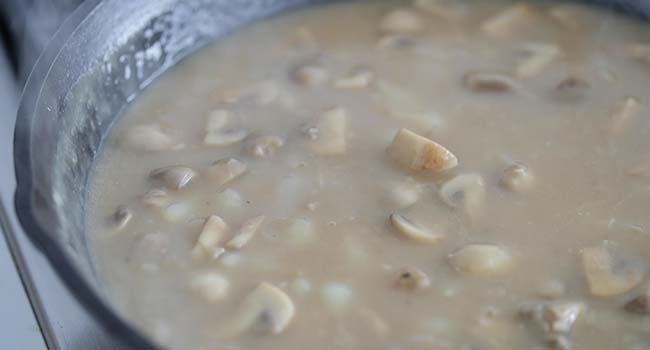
(203, 109, 248, 146)
(580, 245, 644, 297)
(246, 135, 284, 158)
(124, 124, 175, 152)
(609, 97, 642, 136)
(516, 43, 561, 79)
(519, 301, 584, 350)
(292, 64, 329, 87)
(192, 215, 228, 260)
(141, 189, 171, 208)
(150, 166, 196, 190)
(309, 107, 348, 156)
(219, 283, 295, 337)
(624, 288, 650, 314)
(463, 72, 516, 93)
(390, 213, 443, 244)
(335, 67, 374, 89)
(439, 173, 485, 219)
(388, 128, 457, 172)
(481, 3, 537, 36)
(395, 266, 431, 290)
(109, 206, 132, 232)
(207, 158, 248, 187)
(190, 273, 230, 303)
(380, 8, 424, 33)
(449, 244, 512, 276)
(226, 216, 266, 250)
(499, 162, 535, 192)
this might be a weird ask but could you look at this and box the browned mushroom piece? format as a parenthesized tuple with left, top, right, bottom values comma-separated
(580, 245, 644, 297)
(624, 288, 650, 314)
(109, 205, 132, 232)
(395, 266, 431, 290)
(555, 77, 589, 102)
(463, 72, 517, 93)
(388, 128, 458, 172)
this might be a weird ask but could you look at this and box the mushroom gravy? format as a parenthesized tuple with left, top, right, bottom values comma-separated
(87, 1, 650, 349)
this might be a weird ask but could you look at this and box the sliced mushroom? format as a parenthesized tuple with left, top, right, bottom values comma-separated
(516, 43, 561, 79)
(190, 273, 230, 303)
(218, 282, 295, 337)
(123, 124, 175, 152)
(335, 67, 374, 89)
(192, 215, 228, 260)
(141, 188, 171, 208)
(226, 216, 266, 250)
(448, 244, 512, 276)
(463, 71, 517, 93)
(149, 166, 196, 190)
(499, 162, 535, 192)
(390, 213, 443, 244)
(555, 77, 589, 102)
(609, 97, 641, 137)
(292, 64, 329, 87)
(439, 173, 485, 219)
(395, 266, 431, 290)
(207, 158, 248, 188)
(580, 245, 644, 297)
(245, 135, 284, 158)
(388, 128, 457, 172)
(481, 3, 537, 37)
(519, 300, 584, 350)
(309, 107, 348, 156)
(624, 288, 650, 314)
(109, 206, 132, 233)
(203, 109, 247, 146)
(380, 8, 424, 33)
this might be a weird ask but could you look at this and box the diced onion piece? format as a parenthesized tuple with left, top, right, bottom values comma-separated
(609, 97, 642, 137)
(226, 216, 266, 250)
(481, 3, 537, 37)
(516, 43, 561, 79)
(192, 215, 228, 260)
(388, 128, 458, 172)
(321, 282, 353, 311)
(190, 273, 230, 303)
(449, 244, 512, 276)
(309, 107, 348, 156)
(163, 202, 193, 223)
(390, 213, 443, 244)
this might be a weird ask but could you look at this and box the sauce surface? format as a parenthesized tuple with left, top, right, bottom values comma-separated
(88, 1, 650, 349)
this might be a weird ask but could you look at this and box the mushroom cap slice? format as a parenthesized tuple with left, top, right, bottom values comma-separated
(439, 173, 485, 219)
(150, 166, 196, 190)
(580, 245, 644, 297)
(449, 244, 512, 276)
(389, 213, 443, 244)
(207, 158, 248, 188)
(388, 128, 458, 172)
(218, 282, 295, 337)
(192, 215, 228, 260)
